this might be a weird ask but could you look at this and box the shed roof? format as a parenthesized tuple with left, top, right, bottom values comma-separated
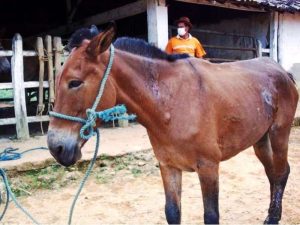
(220, 0, 300, 12)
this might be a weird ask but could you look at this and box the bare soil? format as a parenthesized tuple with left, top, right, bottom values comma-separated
(1, 128, 300, 224)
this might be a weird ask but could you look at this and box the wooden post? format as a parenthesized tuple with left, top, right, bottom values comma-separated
(118, 113, 129, 127)
(37, 37, 45, 114)
(277, 12, 283, 65)
(45, 35, 55, 107)
(11, 34, 29, 139)
(256, 39, 263, 58)
(270, 11, 278, 62)
(147, 0, 168, 49)
(53, 37, 63, 78)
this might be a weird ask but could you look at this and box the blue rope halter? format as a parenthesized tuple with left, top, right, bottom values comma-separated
(49, 44, 135, 225)
(49, 45, 135, 140)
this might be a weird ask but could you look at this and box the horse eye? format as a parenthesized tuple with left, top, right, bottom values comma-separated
(68, 80, 83, 89)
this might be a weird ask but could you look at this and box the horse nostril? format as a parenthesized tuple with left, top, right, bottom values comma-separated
(56, 145, 64, 155)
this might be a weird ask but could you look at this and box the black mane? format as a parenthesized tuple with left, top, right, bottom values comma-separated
(66, 25, 100, 51)
(67, 26, 189, 62)
(114, 37, 189, 61)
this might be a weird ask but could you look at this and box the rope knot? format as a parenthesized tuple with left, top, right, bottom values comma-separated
(86, 109, 97, 127)
(80, 109, 97, 140)
(78, 105, 136, 140)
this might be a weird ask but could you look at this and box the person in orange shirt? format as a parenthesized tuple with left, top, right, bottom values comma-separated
(165, 17, 206, 58)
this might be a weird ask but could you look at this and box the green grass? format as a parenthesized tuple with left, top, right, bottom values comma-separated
(10, 165, 75, 197)
(6, 150, 157, 197)
(131, 168, 142, 177)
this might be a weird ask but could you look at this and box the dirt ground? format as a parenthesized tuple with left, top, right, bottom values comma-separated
(1, 127, 300, 224)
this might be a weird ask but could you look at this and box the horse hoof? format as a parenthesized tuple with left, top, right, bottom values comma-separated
(264, 216, 279, 224)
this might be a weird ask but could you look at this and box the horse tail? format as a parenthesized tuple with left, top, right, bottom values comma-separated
(287, 72, 296, 84)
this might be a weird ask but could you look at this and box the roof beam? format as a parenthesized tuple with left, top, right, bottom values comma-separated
(67, 0, 84, 24)
(175, 0, 266, 12)
(42, 0, 147, 36)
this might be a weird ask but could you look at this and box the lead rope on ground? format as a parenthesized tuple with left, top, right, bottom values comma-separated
(0, 146, 48, 224)
(0, 169, 9, 221)
(0, 147, 48, 161)
(0, 168, 39, 224)
(68, 129, 100, 225)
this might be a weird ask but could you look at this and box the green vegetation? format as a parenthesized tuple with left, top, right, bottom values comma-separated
(131, 168, 142, 177)
(6, 150, 157, 197)
(10, 165, 73, 197)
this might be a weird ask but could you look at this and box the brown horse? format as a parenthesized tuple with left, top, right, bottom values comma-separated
(47, 24, 298, 224)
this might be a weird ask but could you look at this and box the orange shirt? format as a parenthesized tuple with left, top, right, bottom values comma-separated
(165, 34, 206, 58)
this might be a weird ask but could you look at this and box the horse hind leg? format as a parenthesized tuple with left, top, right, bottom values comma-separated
(253, 133, 274, 198)
(253, 126, 291, 224)
(266, 124, 291, 224)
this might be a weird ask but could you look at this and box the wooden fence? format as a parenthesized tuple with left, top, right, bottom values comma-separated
(0, 34, 66, 139)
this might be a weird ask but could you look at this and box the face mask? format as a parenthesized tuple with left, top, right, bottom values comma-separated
(177, 27, 186, 36)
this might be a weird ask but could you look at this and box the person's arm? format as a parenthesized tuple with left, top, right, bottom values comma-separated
(195, 38, 206, 58)
(165, 39, 173, 54)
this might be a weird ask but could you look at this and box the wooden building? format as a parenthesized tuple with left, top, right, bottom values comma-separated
(0, 0, 300, 139)
(1, 0, 299, 70)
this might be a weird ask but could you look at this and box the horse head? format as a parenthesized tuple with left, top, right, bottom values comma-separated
(47, 23, 117, 166)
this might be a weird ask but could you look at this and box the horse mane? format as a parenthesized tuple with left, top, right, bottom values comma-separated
(67, 25, 190, 62)
(114, 37, 189, 62)
(66, 25, 100, 51)
(287, 72, 296, 84)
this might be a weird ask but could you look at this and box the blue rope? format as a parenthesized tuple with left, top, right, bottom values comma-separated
(0, 147, 48, 161)
(0, 146, 48, 224)
(49, 44, 136, 225)
(68, 129, 100, 225)
(0, 45, 136, 225)
(0, 44, 136, 224)
(0, 169, 9, 221)
(0, 168, 39, 224)
(50, 105, 136, 140)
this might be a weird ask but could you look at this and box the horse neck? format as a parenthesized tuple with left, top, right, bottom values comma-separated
(111, 50, 166, 129)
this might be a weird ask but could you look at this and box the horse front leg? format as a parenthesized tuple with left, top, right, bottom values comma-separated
(197, 158, 220, 224)
(159, 163, 182, 224)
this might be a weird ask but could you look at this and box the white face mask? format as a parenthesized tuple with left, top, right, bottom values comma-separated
(177, 27, 186, 36)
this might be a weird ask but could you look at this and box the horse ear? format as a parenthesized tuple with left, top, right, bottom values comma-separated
(86, 22, 116, 57)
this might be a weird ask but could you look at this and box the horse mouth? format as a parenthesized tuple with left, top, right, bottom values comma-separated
(50, 148, 81, 167)
(47, 131, 82, 167)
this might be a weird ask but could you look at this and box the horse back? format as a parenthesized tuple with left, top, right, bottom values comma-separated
(164, 57, 298, 160)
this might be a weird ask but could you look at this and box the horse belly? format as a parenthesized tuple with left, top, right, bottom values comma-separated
(218, 113, 272, 161)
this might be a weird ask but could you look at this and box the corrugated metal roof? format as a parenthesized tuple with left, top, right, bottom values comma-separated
(235, 0, 300, 12)
(217, 0, 300, 12)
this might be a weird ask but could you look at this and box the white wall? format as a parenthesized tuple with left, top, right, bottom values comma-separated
(278, 12, 300, 82)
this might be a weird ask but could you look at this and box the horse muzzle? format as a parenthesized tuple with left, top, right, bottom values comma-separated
(47, 130, 82, 167)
